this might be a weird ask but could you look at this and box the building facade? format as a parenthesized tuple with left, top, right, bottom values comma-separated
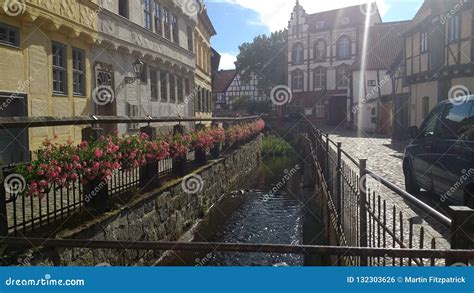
(194, 5, 216, 125)
(0, 0, 98, 163)
(352, 21, 409, 134)
(93, 0, 197, 134)
(213, 69, 269, 112)
(404, 0, 474, 127)
(287, 2, 381, 126)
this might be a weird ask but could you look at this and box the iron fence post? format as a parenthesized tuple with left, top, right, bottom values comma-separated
(172, 124, 187, 177)
(359, 159, 368, 266)
(82, 127, 108, 212)
(139, 126, 159, 192)
(0, 170, 8, 236)
(448, 206, 474, 265)
(325, 134, 330, 179)
(336, 143, 342, 227)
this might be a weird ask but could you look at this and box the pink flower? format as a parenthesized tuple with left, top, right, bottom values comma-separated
(92, 162, 100, 170)
(94, 149, 103, 159)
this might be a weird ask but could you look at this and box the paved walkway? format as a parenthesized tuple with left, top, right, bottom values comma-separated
(322, 127, 450, 251)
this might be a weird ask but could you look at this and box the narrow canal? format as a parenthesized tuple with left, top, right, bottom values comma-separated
(163, 154, 326, 266)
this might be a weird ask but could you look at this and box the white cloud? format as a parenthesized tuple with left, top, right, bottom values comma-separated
(219, 52, 237, 70)
(219, 0, 390, 32)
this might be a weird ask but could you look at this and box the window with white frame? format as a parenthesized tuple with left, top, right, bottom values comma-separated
(127, 103, 139, 131)
(0, 22, 20, 47)
(314, 39, 326, 61)
(72, 48, 85, 96)
(150, 68, 158, 101)
(337, 35, 351, 59)
(292, 43, 304, 65)
(163, 8, 171, 40)
(177, 77, 184, 103)
(144, 0, 153, 30)
(292, 70, 304, 90)
(154, 1, 162, 35)
(313, 68, 326, 89)
(52, 42, 67, 95)
(336, 65, 349, 87)
(448, 15, 461, 43)
(171, 14, 179, 44)
(169, 74, 176, 103)
(421, 31, 429, 52)
(160, 71, 168, 102)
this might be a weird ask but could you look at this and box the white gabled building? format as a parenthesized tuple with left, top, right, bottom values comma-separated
(286, 1, 381, 126)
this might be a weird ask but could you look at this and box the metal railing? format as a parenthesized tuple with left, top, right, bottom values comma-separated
(2, 237, 474, 266)
(301, 117, 471, 266)
(0, 115, 259, 238)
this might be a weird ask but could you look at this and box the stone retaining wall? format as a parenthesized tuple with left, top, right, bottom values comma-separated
(5, 137, 262, 266)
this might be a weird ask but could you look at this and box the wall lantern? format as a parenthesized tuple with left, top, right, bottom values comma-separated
(123, 58, 144, 85)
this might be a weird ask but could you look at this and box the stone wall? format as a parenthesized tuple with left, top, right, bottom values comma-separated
(6, 137, 262, 266)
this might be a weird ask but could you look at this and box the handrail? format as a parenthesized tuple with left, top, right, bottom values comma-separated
(366, 169, 452, 226)
(0, 237, 470, 259)
(0, 115, 261, 129)
(301, 114, 452, 227)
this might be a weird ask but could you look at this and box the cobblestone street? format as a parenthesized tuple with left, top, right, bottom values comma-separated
(323, 127, 451, 250)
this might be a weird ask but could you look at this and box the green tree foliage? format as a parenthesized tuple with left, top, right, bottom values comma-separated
(235, 30, 287, 92)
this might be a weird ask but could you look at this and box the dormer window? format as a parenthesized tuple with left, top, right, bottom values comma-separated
(316, 21, 325, 29)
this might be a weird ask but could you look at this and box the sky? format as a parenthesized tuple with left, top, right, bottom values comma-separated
(205, 0, 424, 70)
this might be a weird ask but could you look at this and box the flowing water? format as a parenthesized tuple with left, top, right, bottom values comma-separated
(164, 156, 324, 266)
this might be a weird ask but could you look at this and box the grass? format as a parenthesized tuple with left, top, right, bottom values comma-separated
(261, 135, 292, 157)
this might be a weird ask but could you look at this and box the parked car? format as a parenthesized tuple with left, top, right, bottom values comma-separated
(403, 96, 474, 207)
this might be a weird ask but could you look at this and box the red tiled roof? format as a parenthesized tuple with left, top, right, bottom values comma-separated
(212, 70, 236, 93)
(352, 21, 411, 70)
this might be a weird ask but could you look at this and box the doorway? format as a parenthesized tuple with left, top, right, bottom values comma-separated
(328, 96, 347, 126)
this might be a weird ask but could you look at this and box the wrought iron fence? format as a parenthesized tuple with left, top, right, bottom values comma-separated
(0, 115, 259, 238)
(301, 117, 470, 266)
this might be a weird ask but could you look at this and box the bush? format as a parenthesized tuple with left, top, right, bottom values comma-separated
(261, 135, 292, 157)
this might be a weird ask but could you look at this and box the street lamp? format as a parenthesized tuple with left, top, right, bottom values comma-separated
(123, 58, 144, 84)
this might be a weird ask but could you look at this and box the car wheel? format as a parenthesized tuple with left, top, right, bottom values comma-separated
(404, 164, 420, 195)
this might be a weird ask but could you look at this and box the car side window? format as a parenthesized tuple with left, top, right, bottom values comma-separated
(419, 105, 442, 139)
(437, 102, 473, 140)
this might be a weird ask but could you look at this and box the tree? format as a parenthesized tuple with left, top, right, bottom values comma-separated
(235, 30, 287, 92)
